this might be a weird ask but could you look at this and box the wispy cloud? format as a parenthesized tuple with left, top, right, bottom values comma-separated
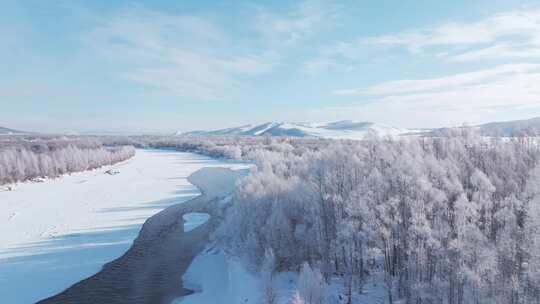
(86, 7, 274, 100)
(305, 8, 540, 73)
(364, 8, 540, 61)
(449, 43, 540, 62)
(84, 1, 338, 100)
(255, 0, 340, 46)
(367, 9, 540, 46)
(302, 41, 362, 73)
(312, 7, 540, 126)
(325, 63, 540, 127)
(333, 63, 540, 96)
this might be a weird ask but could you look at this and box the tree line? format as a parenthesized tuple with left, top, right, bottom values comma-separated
(0, 137, 135, 185)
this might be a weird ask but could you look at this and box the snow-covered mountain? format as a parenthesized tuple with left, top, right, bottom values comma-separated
(180, 121, 422, 139)
(177, 124, 257, 136)
(476, 117, 540, 136)
(0, 126, 26, 135)
(431, 117, 540, 137)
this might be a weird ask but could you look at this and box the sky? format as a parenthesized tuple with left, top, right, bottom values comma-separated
(3, 0, 540, 134)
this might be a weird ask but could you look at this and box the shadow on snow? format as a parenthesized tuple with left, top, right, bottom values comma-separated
(0, 184, 199, 304)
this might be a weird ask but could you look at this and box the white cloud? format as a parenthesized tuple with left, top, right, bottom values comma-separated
(314, 7, 540, 126)
(449, 43, 540, 62)
(333, 63, 540, 96)
(85, 1, 337, 99)
(364, 8, 540, 63)
(364, 9, 540, 49)
(306, 8, 540, 73)
(86, 7, 274, 100)
(324, 64, 540, 127)
(255, 0, 339, 45)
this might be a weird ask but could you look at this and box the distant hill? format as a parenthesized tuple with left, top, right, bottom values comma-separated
(0, 126, 27, 135)
(179, 121, 424, 140)
(476, 117, 540, 136)
(431, 117, 540, 137)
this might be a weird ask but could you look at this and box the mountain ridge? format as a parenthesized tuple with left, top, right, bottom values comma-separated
(0, 126, 27, 135)
(179, 120, 422, 139)
(431, 117, 540, 136)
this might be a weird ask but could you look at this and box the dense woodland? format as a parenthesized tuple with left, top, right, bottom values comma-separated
(169, 132, 540, 304)
(111, 132, 540, 303)
(5, 132, 540, 303)
(113, 134, 325, 160)
(0, 137, 135, 185)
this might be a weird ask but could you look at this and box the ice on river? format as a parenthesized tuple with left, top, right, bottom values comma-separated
(0, 149, 247, 304)
(183, 213, 211, 232)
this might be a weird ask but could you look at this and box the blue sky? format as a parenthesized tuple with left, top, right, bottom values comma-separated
(3, 0, 540, 133)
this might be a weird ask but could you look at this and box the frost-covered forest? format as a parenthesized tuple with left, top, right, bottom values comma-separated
(150, 132, 540, 304)
(0, 137, 135, 185)
(6, 132, 540, 303)
(113, 135, 307, 160)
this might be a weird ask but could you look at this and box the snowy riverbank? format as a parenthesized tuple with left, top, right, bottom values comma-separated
(0, 149, 247, 304)
(176, 245, 389, 304)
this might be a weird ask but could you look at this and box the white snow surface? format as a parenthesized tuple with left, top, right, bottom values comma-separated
(188, 167, 246, 197)
(173, 248, 263, 304)
(253, 122, 280, 135)
(183, 213, 211, 232)
(281, 121, 421, 140)
(0, 149, 247, 304)
(174, 245, 389, 304)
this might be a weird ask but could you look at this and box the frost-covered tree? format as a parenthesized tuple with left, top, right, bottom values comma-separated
(206, 132, 540, 304)
(289, 291, 305, 304)
(261, 248, 278, 304)
(297, 262, 327, 304)
(0, 137, 135, 185)
(94, 131, 540, 304)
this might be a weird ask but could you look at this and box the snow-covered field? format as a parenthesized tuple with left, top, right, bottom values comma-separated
(0, 149, 247, 304)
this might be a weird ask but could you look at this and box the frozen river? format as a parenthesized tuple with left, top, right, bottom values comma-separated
(0, 149, 246, 304)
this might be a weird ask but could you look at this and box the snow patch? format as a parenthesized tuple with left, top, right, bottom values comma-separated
(173, 249, 262, 304)
(188, 167, 248, 197)
(174, 246, 389, 304)
(183, 213, 210, 232)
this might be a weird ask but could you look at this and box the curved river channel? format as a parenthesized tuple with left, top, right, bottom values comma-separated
(0, 150, 247, 304)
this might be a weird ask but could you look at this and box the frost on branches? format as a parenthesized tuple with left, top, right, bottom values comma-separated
(212, 132, 540, 304)
(0, 137, 135, 185)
